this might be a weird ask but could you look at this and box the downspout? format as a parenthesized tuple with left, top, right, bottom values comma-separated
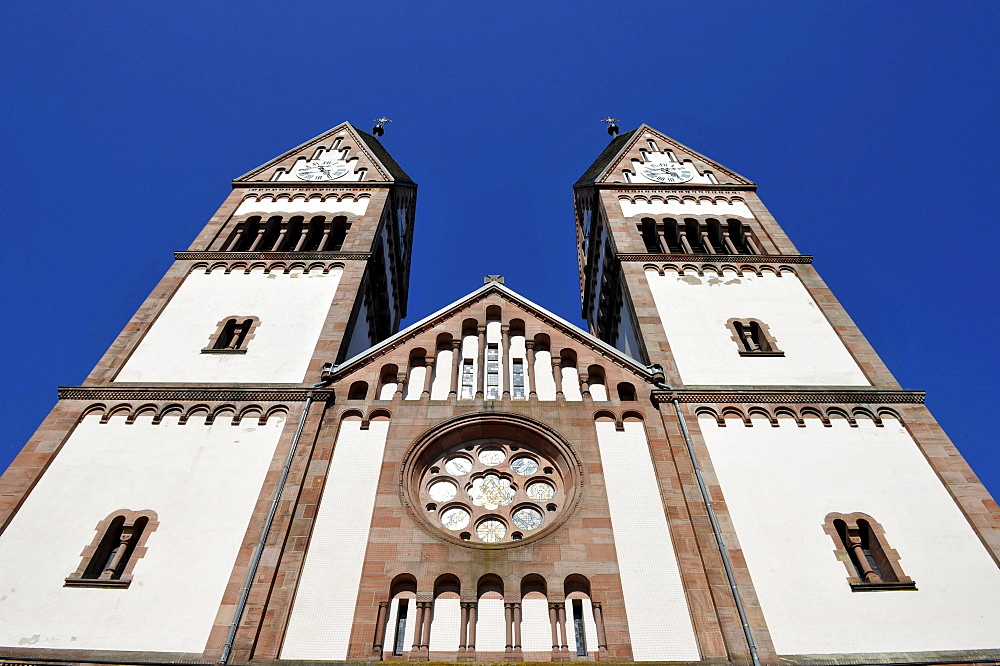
(649, 366, 762, 666)
(219, 363, 335, 665)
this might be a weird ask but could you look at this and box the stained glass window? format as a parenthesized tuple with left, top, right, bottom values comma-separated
(476, 518, 506, 543)
(441, 507, 470, 530)
(512, 506, 543, 530)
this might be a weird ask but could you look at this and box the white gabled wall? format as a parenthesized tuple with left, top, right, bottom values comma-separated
(646, 268, 870, 386)
(594, 419, 700, 661)
(281, 418, 390, 660)
(0, 412, 285, 653)
(699, 415, 1000, 654)
(116, 269, 342, 384)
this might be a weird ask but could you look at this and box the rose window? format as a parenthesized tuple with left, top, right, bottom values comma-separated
(402, 416, 580, 546)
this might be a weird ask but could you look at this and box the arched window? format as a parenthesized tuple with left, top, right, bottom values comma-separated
(348, 381, 369, 400)
(639, 218, 662, 252)
(616, 381, 637, 402)
(65, 510, 158, 588)
(726, 318, 783, 356)
(825, 513, 916, 591)
(203, 316, 260, 353)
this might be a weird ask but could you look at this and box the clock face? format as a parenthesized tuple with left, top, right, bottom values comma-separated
(641, 161, 695, 184)
(295, 159, 350, 181)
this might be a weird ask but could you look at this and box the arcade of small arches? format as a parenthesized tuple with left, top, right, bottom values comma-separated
(374, 573, 606, 660)
(214, 214, 352, 252)
(642, 263, 799, 277)
(693, 404, 905, 428)
(187, 260, 346, 275)
(344, 310, 642, 404)
(75, 402, 290, 426)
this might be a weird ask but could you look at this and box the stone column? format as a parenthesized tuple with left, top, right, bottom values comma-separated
(475, 326, 486, 399)
(411, 602, 426, 653)
(525, 341, 537, 401)
(579, 372, 591, 400)
(501, 325, 511, 399)
(225, 227, 244, 251)
(373, 601, 389, 656)
(394, 370, 407, 400)
(504, 603, 514, 652)
(512, 603, 522, 650)
(421, 357, 435, 399)
(466, 603, 478, 654)
(592, 601, 608, 658)
(272, 225, 288, 251)
(848, 535, 883, 583)
(458, 603, 470, 654)
(556, 603, 568, 652)
(421, 601, 433, 650)
(548, 602, 560, 652)
(450, 339, 463, 398)
(551, 355, 564, 399)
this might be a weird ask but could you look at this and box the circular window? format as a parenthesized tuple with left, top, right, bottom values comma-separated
(401, 414, 582, 547)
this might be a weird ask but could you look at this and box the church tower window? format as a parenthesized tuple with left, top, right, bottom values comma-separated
(461, 359, 475, 399)
(65, 510, 158, 588)
(726, 318, 783, 357)
(511, 359, 525, 398)
(203, 316, 259, 353)
(825, 513, 916, 591)
(485, 344, 500, 399)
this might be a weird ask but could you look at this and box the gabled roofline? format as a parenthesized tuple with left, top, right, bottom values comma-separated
(575, 123, 754, 186)
(233, 121, 414, 184)
(331, 282, 655, 380)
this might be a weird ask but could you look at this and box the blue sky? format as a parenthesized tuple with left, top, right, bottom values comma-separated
(2, 2, 998, 497)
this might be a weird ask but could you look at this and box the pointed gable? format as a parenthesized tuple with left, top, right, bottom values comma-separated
(332, 282, 654, 400)
(576, 124, 752, 186)
(235, 122, 413, 185)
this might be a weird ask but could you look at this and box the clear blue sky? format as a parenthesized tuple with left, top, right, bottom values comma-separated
(2, 2, 997, 498)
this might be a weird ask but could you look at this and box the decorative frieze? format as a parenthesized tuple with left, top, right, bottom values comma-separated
(175, 251, 372, 261)
(651, 389, 925, 404)
(57, 386, 332, 402)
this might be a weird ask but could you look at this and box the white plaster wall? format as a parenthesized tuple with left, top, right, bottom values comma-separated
(534, 350, 556, 401)
(430, 349, 453, 400)
(699, 415, 1000, 655)
(618, 197, 753, 219)
(116, 269, 342, 384)
(561, 366, 583, 401)
(0, 412, 285, 652)
(590, 383, 609, 402)
(428, 597, 461, 653)
(646, 269, 870, 386)
(281, 418, 391, 659)
(405, 366, 426, 400)
(593, 420, 700, 661)
(476, 597, 506, 652)
(379, 380, 397, 400)
(520, 595, 551, 652)
(234, 194, 370, 217)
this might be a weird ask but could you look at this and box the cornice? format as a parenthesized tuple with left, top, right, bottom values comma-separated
(232, 181, 397, 190)
(578, 183, 757, 193)
(58, 386, 333, 402)
(651, 389, 925, 404)
(174, 251, 372, 261)
(619, 253, 812, 264)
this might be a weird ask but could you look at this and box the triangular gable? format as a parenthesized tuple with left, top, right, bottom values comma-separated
(576, 124, 753, 186)
(235, 122, 413, 185)
(332, 282, 654, 381)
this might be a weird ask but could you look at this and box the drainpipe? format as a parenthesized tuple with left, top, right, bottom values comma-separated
(648, 365, 762, 666)
(219, 363, 336, 664)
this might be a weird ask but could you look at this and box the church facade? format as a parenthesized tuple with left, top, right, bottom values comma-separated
(1, 122, 998, 666)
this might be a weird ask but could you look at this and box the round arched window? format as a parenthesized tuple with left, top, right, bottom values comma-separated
(401, 414, 581, 547)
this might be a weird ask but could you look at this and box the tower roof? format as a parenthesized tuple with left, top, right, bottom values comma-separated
(575, 123, 753, 186)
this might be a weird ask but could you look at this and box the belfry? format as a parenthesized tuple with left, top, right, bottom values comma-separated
(1, 122, 998, 666)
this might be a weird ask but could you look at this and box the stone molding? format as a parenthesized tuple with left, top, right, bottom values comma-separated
(57, 386, 332, 402)
(652, 389, 925, 404)
(588, 182, 757, 192)
(619, 253, 813, 263)
(175, 251, 372, 261)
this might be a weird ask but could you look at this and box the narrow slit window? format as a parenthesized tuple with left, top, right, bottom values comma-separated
(461, 359, 475, 399)
(66, 510, 157, 588)
(393, 599, 408, 655)
(512, 359, 525, 399)
(573, 599, 587, 656)
(485, 344, 500, 399)
(203, 316, 259, 354)
(825, 513, 916, 591)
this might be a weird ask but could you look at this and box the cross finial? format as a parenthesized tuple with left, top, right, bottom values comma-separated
(484, 275, 505, 285)
(372, 117, 392, 137)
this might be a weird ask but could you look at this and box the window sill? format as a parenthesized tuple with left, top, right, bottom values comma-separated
(849, 581, 917, 592)
(65, 576, 132, 589)
(738, 351, 785, 357)
(201, 348, 248, 354)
